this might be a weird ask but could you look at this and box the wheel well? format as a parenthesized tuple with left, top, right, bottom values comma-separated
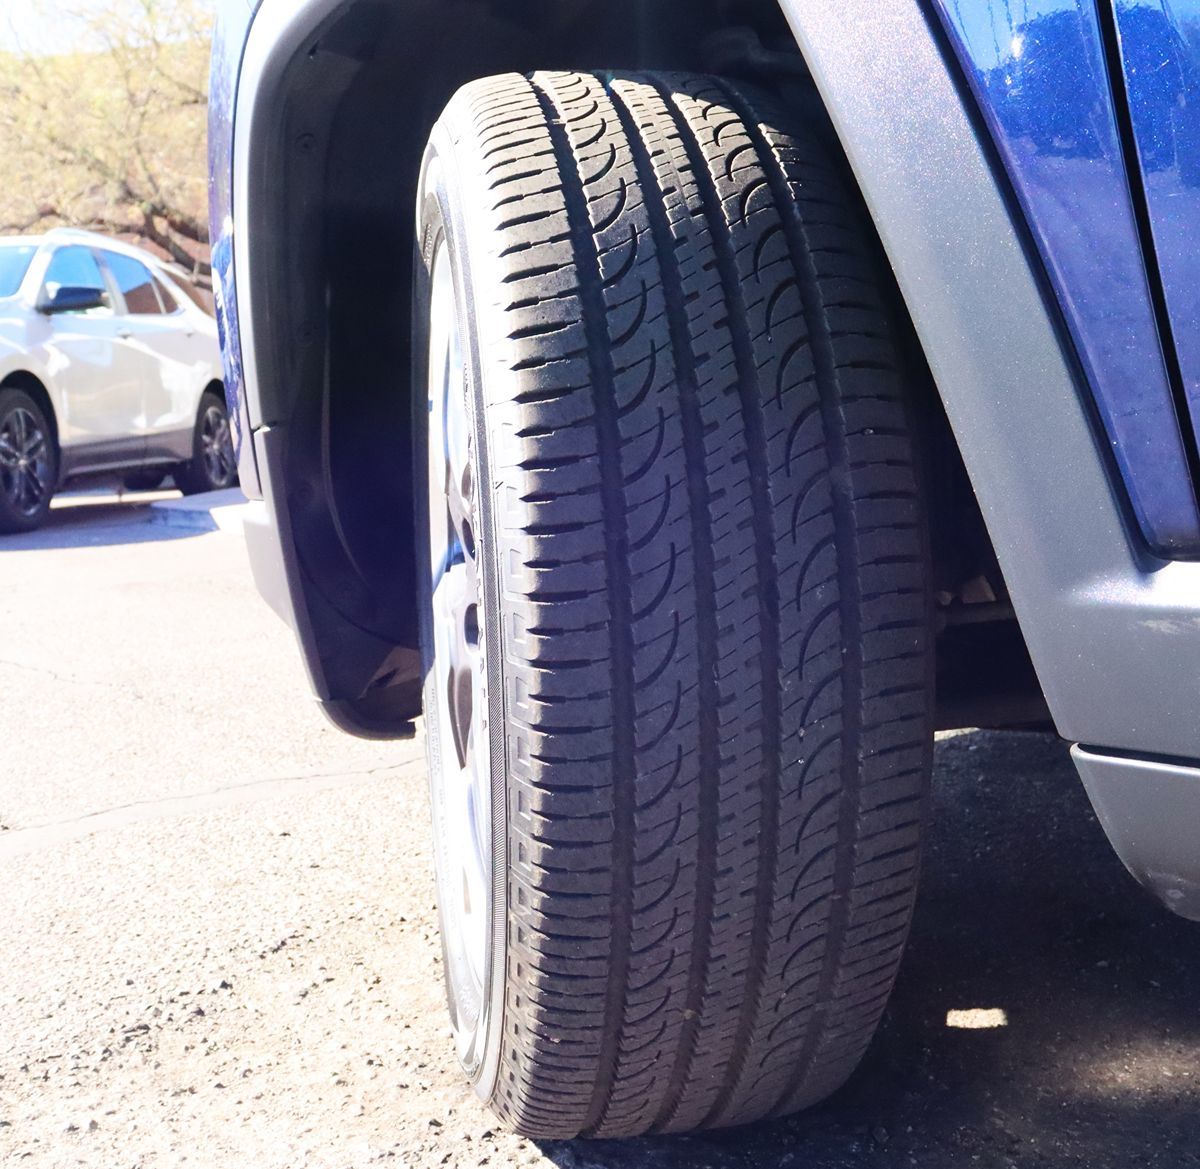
(203, 379, 225, 405)
(243, 0, 1046, 733)
(0, 371, 59, 453)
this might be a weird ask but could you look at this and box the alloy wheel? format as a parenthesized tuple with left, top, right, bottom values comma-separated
(425, 241, 493, 1067)
(0, 406, 51, 517)
(200, 403, 235, 487)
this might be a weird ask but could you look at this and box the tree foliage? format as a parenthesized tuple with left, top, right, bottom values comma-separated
(0, 0, 212, 282)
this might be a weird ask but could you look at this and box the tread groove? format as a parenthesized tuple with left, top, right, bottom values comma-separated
(651, 77, 783, 1131)
(713, 79, 888, 1118)
(530, 72, 639, 1139)
(608, 77, 723, 1137)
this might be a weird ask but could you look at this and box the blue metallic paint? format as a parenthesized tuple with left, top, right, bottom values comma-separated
(931, 0, 1200, 554)
(208, 0, 262, 499)
(1113, 1, 1200, 461)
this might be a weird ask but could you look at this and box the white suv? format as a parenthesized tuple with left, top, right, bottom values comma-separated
(0, 230, 232, 533)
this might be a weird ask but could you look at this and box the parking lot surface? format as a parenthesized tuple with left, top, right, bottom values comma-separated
(2, 494, 1199, 1168)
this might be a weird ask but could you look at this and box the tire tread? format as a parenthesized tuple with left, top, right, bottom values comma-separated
(432, 68, 933, 1140)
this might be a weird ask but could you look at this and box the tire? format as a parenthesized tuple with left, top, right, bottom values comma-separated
(414, 70, 933, 1139)
(122, 469, 167, 492)
(175, 390, 237, 495)
(0, 387, 58, 534)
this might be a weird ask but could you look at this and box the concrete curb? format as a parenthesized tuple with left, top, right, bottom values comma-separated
(148, 488, 248, 533)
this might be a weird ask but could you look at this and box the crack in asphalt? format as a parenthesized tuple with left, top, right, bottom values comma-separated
(0, 657, 145, 700)
(0, 763, 422, 860)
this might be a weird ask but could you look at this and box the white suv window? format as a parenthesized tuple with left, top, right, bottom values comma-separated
(154, 275, 180, 314)
(104, 251, 167, 315)
(42, 247, 111, 314)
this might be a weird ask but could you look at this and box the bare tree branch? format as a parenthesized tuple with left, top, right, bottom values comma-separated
(0, 206, 62, 235)
(136, 210, 211, 280)
(0, 0, 212, 284)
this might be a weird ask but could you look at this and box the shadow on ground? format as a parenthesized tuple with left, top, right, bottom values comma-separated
(0, 492, 198, 550)
(538, 731, 1200, 1169)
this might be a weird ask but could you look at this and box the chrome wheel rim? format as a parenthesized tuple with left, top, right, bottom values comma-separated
(426, 242, 491, 1063)
(201, 404, 235, 487)
(0, 406, 51, 517)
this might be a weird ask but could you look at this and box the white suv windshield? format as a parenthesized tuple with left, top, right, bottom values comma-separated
(0, 246, 35, 298)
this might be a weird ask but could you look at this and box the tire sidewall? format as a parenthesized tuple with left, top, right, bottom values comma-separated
(413, 121, 509, 1102)
(0, 388, 57, 532)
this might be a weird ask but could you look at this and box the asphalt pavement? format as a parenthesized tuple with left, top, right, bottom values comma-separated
(2, 491, 1199, 1168)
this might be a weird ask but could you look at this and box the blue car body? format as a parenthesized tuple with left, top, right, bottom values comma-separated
(211, 0, 1200, 916)
(935, 0, 1200, 555)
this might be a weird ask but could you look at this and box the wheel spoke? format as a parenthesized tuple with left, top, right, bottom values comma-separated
(0, 409, 50, 514)
(197, 406, 234, 487)
(425, 241, 491, 1051)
